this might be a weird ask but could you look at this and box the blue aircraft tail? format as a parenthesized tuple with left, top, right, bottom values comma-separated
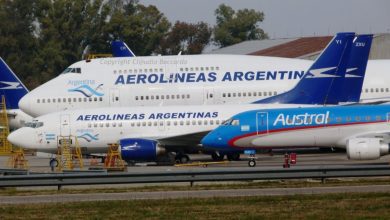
(254, 32, 355, 105)
(0, 58, 29, 109)
(338, 34, 373, 103)
(111, 41, 136, 57)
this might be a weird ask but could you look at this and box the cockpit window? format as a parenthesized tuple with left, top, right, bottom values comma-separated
(222, 119, 232, 125)
(25, 121, 44, 128)
(231, 119, 240, 126)
(221, 119, 239, 126)
(61, 67, 81, 74)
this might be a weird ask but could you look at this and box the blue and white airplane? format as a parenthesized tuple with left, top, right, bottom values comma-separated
(201, 104, 390, 164)
(17, 34, 389, 118)
(0, 58, 33, 129)
(8, 33, 369, 163)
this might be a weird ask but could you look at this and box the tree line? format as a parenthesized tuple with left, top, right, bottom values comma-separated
(0, 0, 268, 89)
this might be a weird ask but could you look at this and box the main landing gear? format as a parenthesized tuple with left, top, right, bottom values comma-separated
(175, 153, 190, 164)
(211, 152, 241, 161)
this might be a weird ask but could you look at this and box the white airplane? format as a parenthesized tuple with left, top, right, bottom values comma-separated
(17, 40, 390, 117)
(8, 33, 367, 163)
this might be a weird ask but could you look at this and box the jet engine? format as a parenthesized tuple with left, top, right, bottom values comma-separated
(119, 138, 166, 161)
(346, 138, 390, 160)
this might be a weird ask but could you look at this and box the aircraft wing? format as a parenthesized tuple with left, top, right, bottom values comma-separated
(349, 130, 390, 143)
(121, 130, 211, 153)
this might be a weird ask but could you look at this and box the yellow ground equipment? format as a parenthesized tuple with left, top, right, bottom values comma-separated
(7, 148, 28, 169)
(0, 95, 12, 155)
(104, 143, 125, 171)
(56, 136, 83, 171)
(87, 54, 112, 60)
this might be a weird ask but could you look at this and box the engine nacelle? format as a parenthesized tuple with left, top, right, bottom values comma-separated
(120, 138, 166, 161)
(346, 138, 390, 160)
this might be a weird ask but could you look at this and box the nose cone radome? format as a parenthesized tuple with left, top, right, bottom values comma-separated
(18, 94, 35, 117)
(8, 127, 36, 149)
(201, 132, 228, 149)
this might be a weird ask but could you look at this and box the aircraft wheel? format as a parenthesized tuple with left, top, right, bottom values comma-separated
(227, 152, 240, 161)
(211, 152, 224, 161)
(176, 154, 190, 164)
(248, 160, 256, 167)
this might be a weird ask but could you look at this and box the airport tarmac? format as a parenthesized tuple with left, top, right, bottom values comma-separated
(1, 149, 390, 173)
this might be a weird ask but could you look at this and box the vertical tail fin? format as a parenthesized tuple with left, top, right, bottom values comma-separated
(111, 41, 136, 57)
(0, 58, 29, 109)
(254, 32, 355, 105)
(338, 34, 373, 103)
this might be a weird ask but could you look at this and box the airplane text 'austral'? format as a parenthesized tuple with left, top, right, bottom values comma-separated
(114, 71, 305, 85)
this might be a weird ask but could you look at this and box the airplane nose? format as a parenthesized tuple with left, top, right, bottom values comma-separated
(201, 132, 225, 149)
(18, 95, 34, 116)
(8, 127, 36, 149)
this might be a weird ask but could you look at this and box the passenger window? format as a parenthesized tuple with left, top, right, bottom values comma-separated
(192, 120, 196, 125)
(376, 116, 382, 121)
(243, 92, 246, 97)
(365, 116, 371, 121)
(53, 99, 56, 103)
(204, 120, 208, 125)
(148, 122, 152, 126)
(151, 96, 154, 100)
(131, 122, 135, 127)
(89, 97, 92, 102)
(84, 98, 87, 102)
(94, 97, 97, 102)
(136, 122, 140, 127)
(78, 98, 82, 102)
(99, 123, 103, 127)
(145, 96, 149, 100)
(88, 123, 91, 128)
(174, 121, 178, 126)
(105, 122, 109, 127)
(171, 95, 175, 99)
(153, 121, 157, 126)
(47, 99, 50, 103)
(142, 122, 146, 126)
(112, 122, 116, 127)
(42, 99, 45, 103)
(223, 93, 226, 98)
(167, 121, 171, 126)
(176, 94, 180, 99)
(186, 121, 190, 125)
(94, 123, 97, 128)
(118, 122, 122, 127)
(355, 116, 361, 121)
(180, 121, 184, 126)
(140, 96, 144, 100)
(233, 93, 236, 97)
(381, 88, 384, 92)
(198, 120, 202, 125)
(68, 98, 71, 102)
(136, 96, 139, 101)
(156, 96, 159, 100)
(187, 94, 190, 99)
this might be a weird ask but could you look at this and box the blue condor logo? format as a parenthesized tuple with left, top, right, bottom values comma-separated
(76, 112, 219, 121)
(273, 111, 330, 126)
(114, 71, 305, 85)
(68, 84, 104, 97)
(77, 132, 99, 142)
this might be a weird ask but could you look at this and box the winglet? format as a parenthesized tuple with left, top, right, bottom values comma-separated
(111, 41, 136, 57)
(0, 58, 29, 109)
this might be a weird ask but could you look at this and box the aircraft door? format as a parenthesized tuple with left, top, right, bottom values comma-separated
(256, 112, 268, 135)
(158, 120, 165, 132)
(109, 88, 120, 106)
(60, 114, 71, 136)
(204, 88, 215, 104)
(387, 113, 390, 124)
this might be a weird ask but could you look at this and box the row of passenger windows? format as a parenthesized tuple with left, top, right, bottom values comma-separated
(135, 94, 191, 101)
(37, 97, 103, 103)
(364, 88, 390, 93)
(87, 119, 223, 128)
(284, 115, 383, 124)
(179, 66, 219, 72)
(222, 91, 277, 98)
(113, 66, 220, 74)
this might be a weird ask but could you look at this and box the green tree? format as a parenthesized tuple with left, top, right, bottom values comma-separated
(104, 0, 171, 56)
(213, 4, 268, 48)
(0, 0, 40, 88)
(157, 21, 212, 55)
